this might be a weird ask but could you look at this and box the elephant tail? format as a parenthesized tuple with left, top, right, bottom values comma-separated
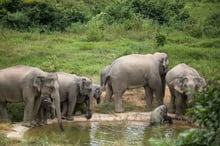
(104, 75, 110, 87)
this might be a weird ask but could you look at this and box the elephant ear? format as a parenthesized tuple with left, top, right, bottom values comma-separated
(171, 77, 186, 94)
(194, 77, 207, 92)
(79, 77, 92, 95)
(33, 76, 43, 92)
(154, 52, 169, 75)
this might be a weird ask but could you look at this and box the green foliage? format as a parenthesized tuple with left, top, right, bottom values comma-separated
(7, 103, 24, 122)
(0, 0, 88, 31)
(177, 82, 220, 146)
(156, 33, 166, 47)
(131, 0, 189, 24)
(203, 12, 220, 37)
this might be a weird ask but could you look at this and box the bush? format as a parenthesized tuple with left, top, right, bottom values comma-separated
(131, 0, 189, 24)
(156, 33, 166, 47)
(0, 0, 88, 31)
(203, 12, 220, 38)
(177, 82, 220, 146)
(7, 103, 24, 122)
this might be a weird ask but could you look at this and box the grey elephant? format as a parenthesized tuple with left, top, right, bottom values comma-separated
(0, 65, 63, 131)
(57, 72, 93, 121)
(36, 97, 55, 126)
(62, 84, 102, 116)
(104, 52, 169, 113)
(100, 65, 111, 90)
(149, 105, 172, 126)
(166, 63, 206, 120)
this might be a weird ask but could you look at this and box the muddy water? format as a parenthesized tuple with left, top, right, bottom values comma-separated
(24, 120, 195, 146)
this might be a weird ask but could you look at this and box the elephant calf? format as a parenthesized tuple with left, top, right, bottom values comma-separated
(149, 105, 172, 126)
(62, 84, 102, 118)
(36, 97, 55, 126)
(166, 63, 206, 120)
(57, 72, 94, 121)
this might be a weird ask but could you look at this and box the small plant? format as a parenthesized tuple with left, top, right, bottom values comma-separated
(156, 33, 166, 47)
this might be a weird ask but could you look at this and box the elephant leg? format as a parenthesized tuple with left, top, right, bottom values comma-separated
(175, 93, 185, 120)
(169, 86, 176, 113)
(149, 77, 164, 106)
(61, 102, 68, 118)
(113, 90, 125, 113)
(85, 99, 92, 119)
(22, 88, 36, 127)
(66, 94, 77, 121)
(144, 86, 153, 108)
(0, 102, 8, 120)
(104, 83, 113, 103)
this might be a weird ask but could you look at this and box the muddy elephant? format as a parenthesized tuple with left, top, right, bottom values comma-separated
(62, 83, 102, 116)
(0, 65, 63, 131)
(104, 52, 169, 113)
(57, 72, 93, 121)
(150, 105, 172, 126)
(166, 63, 206, 120)
(36, 97, 55, 126)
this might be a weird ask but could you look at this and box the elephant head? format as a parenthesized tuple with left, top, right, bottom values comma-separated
(171, 76, 206, 107)
(153, 52, 169, 75)
(79, 77, 93, 119)
(92, 84, 102, 104)
(33, 73, 64, 131)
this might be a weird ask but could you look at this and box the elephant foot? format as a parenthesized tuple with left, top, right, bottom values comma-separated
(22, 122, 33, 128)
(115, 107, 124, 113)
(169, 109, 175, 113)
(175, 114, 184, 120)
(66, 116, 73, 121)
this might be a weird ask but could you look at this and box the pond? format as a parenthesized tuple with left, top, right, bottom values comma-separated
(24, 120, 195, 146)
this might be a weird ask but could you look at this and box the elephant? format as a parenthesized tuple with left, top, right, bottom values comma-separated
(57, 72, 93, 121)
(149, 105, 172, 126)
(103, 52, 169, 113)
(100, 65, 111, 90)
(36, 97, 55, 126)
(0, 65, 63, 131)
(62, 83, 102, 116)
(166, 63, 207, 120)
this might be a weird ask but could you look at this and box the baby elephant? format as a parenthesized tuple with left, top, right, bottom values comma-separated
(149, 105, 172, 126)
(36, 97, 55, 126)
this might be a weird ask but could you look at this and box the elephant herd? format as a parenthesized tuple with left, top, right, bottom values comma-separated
(0, 52, 206, 131)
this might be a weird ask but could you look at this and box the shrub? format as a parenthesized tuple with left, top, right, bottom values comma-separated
(7, 103, 24, 122)
(156, 33, 166, 47)
(131, 0, 189, 24)
(177, 82, 220, 146)
(2, 11, 30, 30)
(203, 12, 220, 38)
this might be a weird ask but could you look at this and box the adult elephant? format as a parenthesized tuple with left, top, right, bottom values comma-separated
(104, 52, 169, 113)
(0, 65, 63, 131)
(166, 63, 206, 120)
(57, 72, 93, 121)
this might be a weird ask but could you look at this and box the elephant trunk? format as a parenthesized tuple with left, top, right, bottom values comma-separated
(161, 74, 166, 98)
(187, 92, 195, 108)
(53, 91, 64, 132)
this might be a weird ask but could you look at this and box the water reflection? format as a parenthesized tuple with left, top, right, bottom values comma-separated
(24, 121, 194, 145)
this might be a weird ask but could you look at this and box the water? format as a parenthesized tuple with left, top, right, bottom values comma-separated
(24, 121, 195, 146)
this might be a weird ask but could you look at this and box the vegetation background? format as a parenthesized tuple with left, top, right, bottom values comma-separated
(0, 0, 219, 145)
